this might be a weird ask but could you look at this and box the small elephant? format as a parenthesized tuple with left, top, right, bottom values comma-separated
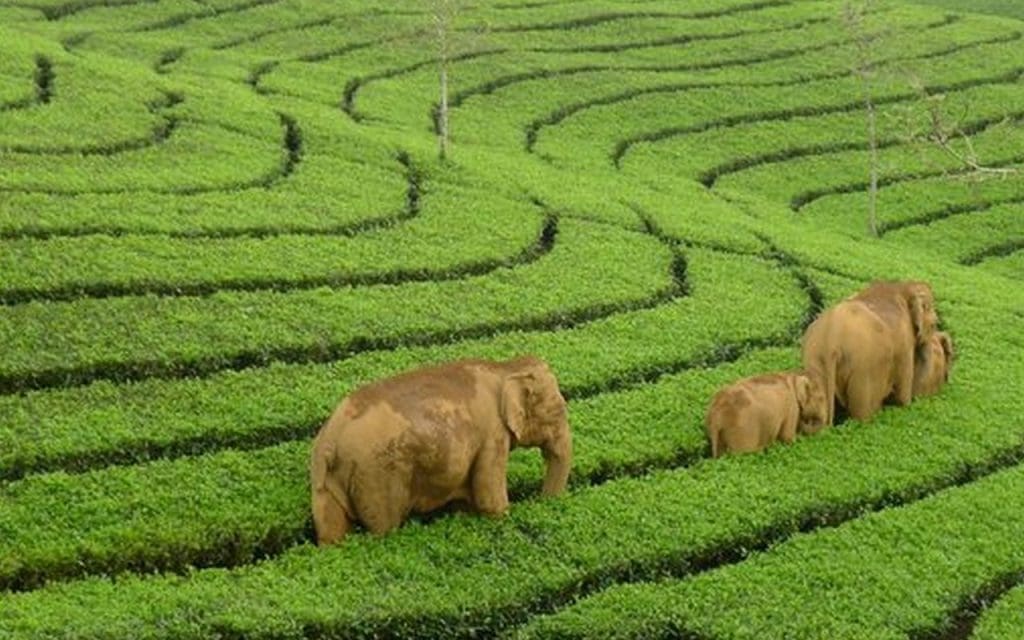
(913, 331, 954, 397)
(802, 280, 939, 425)
(310, 355, 572, 545)
(705, 371, 829, 458)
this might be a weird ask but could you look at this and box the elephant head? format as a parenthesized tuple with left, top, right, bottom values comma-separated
(500, 356, 572, 496)
(794, 372, 829, 434)
(855, 280, 939, 348)
(914, 331, 954, 397)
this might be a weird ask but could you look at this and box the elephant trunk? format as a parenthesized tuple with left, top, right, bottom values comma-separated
(540, 423, 572, 496)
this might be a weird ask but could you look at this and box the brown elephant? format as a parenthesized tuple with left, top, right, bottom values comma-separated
(310, 355, 572, 545)
(802, 280, 939, 425)
(913, 331, 954, 397)
(705, 371, 829, 457)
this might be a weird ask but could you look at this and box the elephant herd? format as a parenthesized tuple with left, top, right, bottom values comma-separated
(310, 280, 953, 545)
(707, 280, 953, 456)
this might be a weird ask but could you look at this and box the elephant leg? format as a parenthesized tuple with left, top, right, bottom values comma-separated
(778, 416, 797, 445)
(471, 446, 510, 516)
(845, 375, 885, 421)
(891, 354, 914, 407)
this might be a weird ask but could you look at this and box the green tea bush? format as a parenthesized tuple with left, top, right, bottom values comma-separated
(1, 0, 1022, 636)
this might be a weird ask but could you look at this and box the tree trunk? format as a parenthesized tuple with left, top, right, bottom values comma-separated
(438, 63, 449, 161)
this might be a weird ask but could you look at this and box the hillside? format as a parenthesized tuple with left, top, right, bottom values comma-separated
(1, 0, 1023, 637)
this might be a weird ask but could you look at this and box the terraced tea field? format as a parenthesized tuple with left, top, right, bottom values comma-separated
(2, 0, 1023, 637)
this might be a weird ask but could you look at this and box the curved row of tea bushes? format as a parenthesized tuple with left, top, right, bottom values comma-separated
(0, 218, 674, 392)
(971, 583, 1024, 640)
(0, 184, 546, 302)
(803, 169, 1024, 236)
(516, 457, 1024, 639)
(0, 37, 165, 152)
(530, 14, 1021, 170)
(2, 120, 286, 194)
(623, 62, 1024, 185)
(0, 99, 408, 237)
(348, 0, 851, 128)
(0, 248, 804, 478)
(976, 250, 1024, 279)
(885, 202, 1024, 266)
(0, 300, 1019, 638)
(0, 346, 802, 591)
(718, 112, 1024, 210)
(458, 8, 962, 159)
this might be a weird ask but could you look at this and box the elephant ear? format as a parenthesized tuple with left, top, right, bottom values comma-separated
(906, 283, 935, 347)
(501, 372, 535, 444)
(938, 332, 954, 361)
(794, 375, 812, 409)
(937, 332, 954, 380)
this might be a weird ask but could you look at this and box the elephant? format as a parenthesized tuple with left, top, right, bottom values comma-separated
(705, 371, 829, 457)
(310, 355, 572, 545)
(801, 280, 939, 425)
(913, 331, 954, 397)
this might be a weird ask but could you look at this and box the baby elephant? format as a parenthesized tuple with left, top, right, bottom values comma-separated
(310, 355, 572, 545)
(913, 331, 954, 397)
(706, 371, 828, 458)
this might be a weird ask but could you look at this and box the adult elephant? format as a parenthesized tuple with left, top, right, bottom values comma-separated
(310, 355, 572, 545)
(801, 281, 939, 426)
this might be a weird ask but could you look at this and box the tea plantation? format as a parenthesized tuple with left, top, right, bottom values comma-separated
(1, 0, 1023, 637)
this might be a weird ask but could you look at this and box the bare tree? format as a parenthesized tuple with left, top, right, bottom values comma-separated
(427, 0, 491, 161)
(843, 0, 880, 236)
(431, 0, 457, 161)
(910, 81, 1019, 181)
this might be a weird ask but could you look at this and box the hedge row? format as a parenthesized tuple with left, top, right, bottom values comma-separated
(0, 301, 1017, 638)
(0, 98, 407, 237)
(972, 583, 1024, 640)
(1, 120, 284, 194)
(0, 218, 673, 391)
(977, 249, 1024, 279)
(884, 201, 1024, 266)
(276, 0, 862, 124)
(0, 346, 802, 592)
(717, 110, 1024, 210)
(622, 54, 1024, 184)
(57, 1, 417, 85)
(264, 0, 837, 110)
(516, 460, 1024, 639)
(0, 6, 38, 23)
(725, 189, 1024, 320)
(440, 6, 956, 153)
(529, 13, 1020, 170)
(0, 184, 546, 302)
(0, 44, 166, 152)
(800, 168, 1024, 236)
(0, 26, 50, 105)
(0, 247, 803, 479)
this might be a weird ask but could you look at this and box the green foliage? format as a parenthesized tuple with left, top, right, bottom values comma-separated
(0, 218, 672, 391)
(0, 249, 802, 478)
(1, 0, 1023, 636)
(517, 460, 1024, 639)
(972, 583, 1024, 640)
(908, 0, 1024, 20)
